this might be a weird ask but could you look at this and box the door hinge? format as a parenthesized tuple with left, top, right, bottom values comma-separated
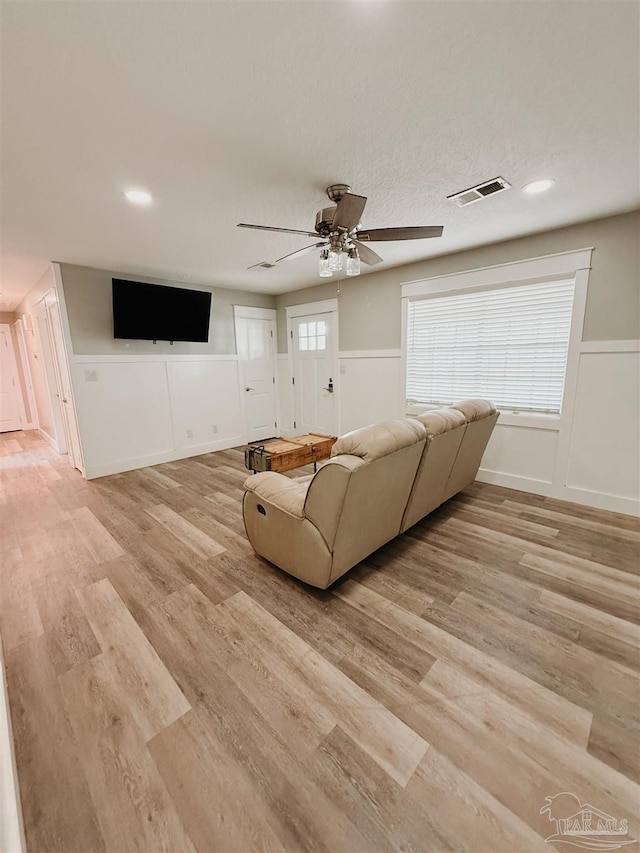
(274, 421, 277, 428)
(290, 330, 293, 339)
(292, 376, 295, 385)
(272, 376, 275, 384)
(293, 421, 296, 429)
(270, 330, 273, 337)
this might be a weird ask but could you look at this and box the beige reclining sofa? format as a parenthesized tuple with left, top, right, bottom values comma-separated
(242, 399, 498, 589)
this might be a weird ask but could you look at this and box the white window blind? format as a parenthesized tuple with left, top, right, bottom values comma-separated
(406, 279, 575, 414)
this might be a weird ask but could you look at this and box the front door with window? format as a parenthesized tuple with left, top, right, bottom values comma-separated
(292, 312, 337, 435)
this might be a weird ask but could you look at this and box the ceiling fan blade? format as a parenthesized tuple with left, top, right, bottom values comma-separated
(356, 226, 444, 241)
(247, 261, 275, 270)
(353, 240, 383, 266)
(238, 223, 320, 238)
(332, 194, 367, 231)
(275, 242, 327, 264)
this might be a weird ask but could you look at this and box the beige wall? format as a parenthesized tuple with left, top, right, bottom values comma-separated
(0, 312, 16, 324)
(276, 210, 640, 352)
(60, 263, 276, 356)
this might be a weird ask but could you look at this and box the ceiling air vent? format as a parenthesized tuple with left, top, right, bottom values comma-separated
(448, 176, 512, 207)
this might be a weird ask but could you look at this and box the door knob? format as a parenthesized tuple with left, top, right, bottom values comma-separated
(245, 387, 254, 392)
(323, 378, 334, 393)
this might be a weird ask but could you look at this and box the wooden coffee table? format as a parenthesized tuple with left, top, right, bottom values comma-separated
(244, 433, 337, 474)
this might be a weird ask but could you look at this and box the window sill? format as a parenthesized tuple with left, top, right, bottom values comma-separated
(406, 405, 561, 431)
(495, 412, 561, 431)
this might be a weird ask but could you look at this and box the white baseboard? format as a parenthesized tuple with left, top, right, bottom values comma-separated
(0, 636, 25, 853)
(38, 428, 60, 454)
(560, 486, 640, 517)
(84, 434, 245, 479)
(477, 468, 639, 517)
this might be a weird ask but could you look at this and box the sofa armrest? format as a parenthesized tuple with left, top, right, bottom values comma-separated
(243, 472, 309, 518)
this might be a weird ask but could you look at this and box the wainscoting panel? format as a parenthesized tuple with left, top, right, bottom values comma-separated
(72, 361, 174, 476)
(72, 356, 245, 478)
(566, 350, 640, 501)
(276, 354, 293, 434)
(168, 360, 242, 453)
(480, 424, 558, 484)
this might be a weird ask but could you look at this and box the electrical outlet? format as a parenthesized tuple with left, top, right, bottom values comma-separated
(84, 370, 99, 382)
(186, 429, 193, 439)
(212, 424, 218, 434)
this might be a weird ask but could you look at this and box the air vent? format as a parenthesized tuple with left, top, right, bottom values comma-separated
(448, 176, 512, 207)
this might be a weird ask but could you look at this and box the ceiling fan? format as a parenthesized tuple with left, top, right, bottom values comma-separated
(238, 184, 444, 278)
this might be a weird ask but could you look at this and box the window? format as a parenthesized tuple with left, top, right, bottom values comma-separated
(298, 320, 326, 351)
(405, 279, 576, 414)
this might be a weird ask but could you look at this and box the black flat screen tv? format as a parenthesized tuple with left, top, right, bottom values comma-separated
(112, 278, 212, 342)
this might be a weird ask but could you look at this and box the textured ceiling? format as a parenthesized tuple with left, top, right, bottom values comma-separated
(1, 0, 639, 309)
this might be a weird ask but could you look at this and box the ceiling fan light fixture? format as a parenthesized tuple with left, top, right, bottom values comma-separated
(328, 248, 343, 272)
(346, 247, 361, 276)
(319, 248, 332, 277)
(239, 183, 443, 277)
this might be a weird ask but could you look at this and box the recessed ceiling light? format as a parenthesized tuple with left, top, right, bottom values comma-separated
(523, 179, 555, 195)
(124, 189, 152, 205)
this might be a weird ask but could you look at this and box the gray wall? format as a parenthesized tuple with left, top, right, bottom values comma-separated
(276, 210, 640, 352)
(60, 263, 276, 356)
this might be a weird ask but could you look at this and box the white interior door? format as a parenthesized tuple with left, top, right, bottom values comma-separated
(15, 320, 37, 428)
(0, 325, 24, 432)
(292, 312, 337, 435)
(236, 314, 277, 442)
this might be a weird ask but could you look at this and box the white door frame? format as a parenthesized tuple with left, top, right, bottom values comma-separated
(285, 299, 339, 435)
(0, 324, 27, 432)
(13, 320, 37, 430)
(233, 305, 278, 442)
(33, 305, 65, 453)
(51, 265, 85, 474)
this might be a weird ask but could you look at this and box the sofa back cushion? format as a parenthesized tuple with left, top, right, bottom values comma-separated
(331, 418, 426, 462)
(317, 419, 426, 583)
(441, 399, 498, 501)
(401, 407, 467, 532)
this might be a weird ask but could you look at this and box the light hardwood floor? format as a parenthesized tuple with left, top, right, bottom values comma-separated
(1, 430, 639, 853)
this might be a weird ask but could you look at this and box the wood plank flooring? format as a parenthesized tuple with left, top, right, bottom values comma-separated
(1, 430, 639, 852)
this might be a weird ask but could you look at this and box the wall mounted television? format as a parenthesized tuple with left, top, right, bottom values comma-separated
(112, 278, 212, 343)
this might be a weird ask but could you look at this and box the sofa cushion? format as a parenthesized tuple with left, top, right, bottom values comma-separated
(411, 407, 466, 436)
(451, 399, 497, 422)
(331, 419, 426, 463)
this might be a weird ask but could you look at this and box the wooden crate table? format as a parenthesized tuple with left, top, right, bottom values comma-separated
(244, 433, 337, 474)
